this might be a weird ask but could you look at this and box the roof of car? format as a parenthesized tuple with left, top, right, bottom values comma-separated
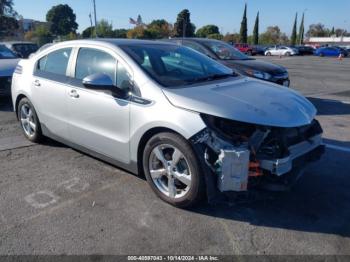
(66, 38, 178, 46)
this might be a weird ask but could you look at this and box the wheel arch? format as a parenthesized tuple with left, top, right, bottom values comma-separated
(136, 127, 185, 176)
(15, 94, 28, 119)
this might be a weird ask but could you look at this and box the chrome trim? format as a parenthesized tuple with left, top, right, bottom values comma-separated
(259, 134, 323, 176)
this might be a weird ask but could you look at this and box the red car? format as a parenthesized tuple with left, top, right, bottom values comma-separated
(234, 43, 254, 56)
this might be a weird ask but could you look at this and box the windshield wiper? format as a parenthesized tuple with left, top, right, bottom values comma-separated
(186, 73, 234, 84)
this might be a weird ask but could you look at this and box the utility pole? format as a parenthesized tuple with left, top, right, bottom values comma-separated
(89, 13, 93, 38)
(92, 0, 98, 38)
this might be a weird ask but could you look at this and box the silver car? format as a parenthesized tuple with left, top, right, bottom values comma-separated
(11, 39, 324, 207)
(265, 46, 298, 56)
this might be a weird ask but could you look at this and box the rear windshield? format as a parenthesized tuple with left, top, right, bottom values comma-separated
(203, 41, 249, 60)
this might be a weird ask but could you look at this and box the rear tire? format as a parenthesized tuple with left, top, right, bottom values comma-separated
(266, 52, 272, 56)
(285, 52, 291, 56)
(17, 98, 43, 143)
(143, 132, 205, 208)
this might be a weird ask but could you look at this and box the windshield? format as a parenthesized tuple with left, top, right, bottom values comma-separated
(120, 44, 234, 88)
(0, 45, 17, 59)
(202, 41, 249, 60)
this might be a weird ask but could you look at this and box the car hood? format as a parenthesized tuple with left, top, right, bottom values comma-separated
(163, 78, 316, 128)
(222, 59, 286, 75)
(0, 59, 20, 77)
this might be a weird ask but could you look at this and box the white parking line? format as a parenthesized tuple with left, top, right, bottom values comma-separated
(325, 143, 350, 153)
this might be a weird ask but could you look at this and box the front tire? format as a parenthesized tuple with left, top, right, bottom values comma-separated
(18, 98, 42, 143)
(266, 52, 272, 56)
(143, 132, 205, 208)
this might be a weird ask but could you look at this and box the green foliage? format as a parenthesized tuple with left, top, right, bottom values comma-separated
(127, 26, 153, 39)
(173, 9, 196, 37)
(196, 25, 220, 38)
(207, 33, 223, 40)
(82, 26, 94, 39)
(253, 12, 259, 45)
(306, 23, 330, 37)
(96, 19, 114, 38)
(223, 33, 240, 44)
(290, 13, 298, 45)
(46, 4, 78, 36)
(0, 0, 17, 16)
(114, 29, 128, 38)
(330, 27, 335, 36)
(260, 26, 289, 45)
(0, 15, 18, 38)
(26, 24, 53, 46)
(298, 13, 305, 45)
(239, 4, 248, 43)
(148, 19, 172, 39)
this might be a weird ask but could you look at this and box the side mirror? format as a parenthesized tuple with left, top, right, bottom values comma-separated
(82, 73, 128, 99)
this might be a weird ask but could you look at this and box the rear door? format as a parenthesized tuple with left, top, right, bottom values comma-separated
(31, 47, 73, 139)
(66, 46, 131, 163)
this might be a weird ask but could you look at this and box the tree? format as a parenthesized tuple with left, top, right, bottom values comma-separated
(223, 33, 240, 44)
(82, 26, 94, 38)
(148, 19, 172, 38)
(46, 4, 78, 36)
(173, 9, 196, 37)
(196, 25, 220, 38)
(290, 13, 298, 46)
(0, 0, 17, 16)
(0, 16, 18, 38)
(127, 26, 153, 39)
(306, 23, 330, 37)
(26, 24, 53, 46)
(298, 13, 305, 45)
(335, 28, 347, 37)
(0, 0, 18, 38)
(96, 19, 114, 38)
(239, 4, 248, 43)
(114, 29, 128, 38)
(252, 12, 259, 45)
(207, 33, 223, 40)
(330, 27, 335, 36)
(260, 26, 289, 45)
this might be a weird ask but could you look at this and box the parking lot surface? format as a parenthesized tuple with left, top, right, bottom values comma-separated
(0, 56, 350, 255)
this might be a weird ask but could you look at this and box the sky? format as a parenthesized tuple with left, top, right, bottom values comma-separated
(13, 0, 350, 36)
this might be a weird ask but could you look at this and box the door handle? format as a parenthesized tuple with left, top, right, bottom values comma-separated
(34, 80, 41, 87)
(69, 89, 80, 98)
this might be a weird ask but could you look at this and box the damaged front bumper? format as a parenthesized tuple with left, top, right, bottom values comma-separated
(191, 119, 325, 200)
(259, 134, 323, 176)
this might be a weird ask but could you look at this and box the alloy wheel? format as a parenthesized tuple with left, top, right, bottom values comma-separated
(20, 103, 36, 137)
(148, 144, 192, 199)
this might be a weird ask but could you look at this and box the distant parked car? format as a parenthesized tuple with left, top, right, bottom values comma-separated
(265, 46, 298, 56)
(234, 43, 254, 56)
(315, 47, 348, 57)
(1, 41, 39, 58)
(293, 45, 315, 56)
(0, 45, 20, 96)
(164, 38, 290, 86)
(252, 45, 268, 55)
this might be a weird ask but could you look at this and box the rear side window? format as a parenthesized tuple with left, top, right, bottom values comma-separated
(75, 48, 116, 84)
(37, 48, 72, 76)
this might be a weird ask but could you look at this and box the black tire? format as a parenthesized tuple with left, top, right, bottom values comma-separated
(247, 51, 253, 56)
(285, 52, 291, 57)
(17, 97, 43, 143)
(320, 53, 324, 57)
(143, 132, 205, 208)
(266, 52, 271, 56)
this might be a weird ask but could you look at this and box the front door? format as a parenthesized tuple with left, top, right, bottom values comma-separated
(66, 47, 131, 164)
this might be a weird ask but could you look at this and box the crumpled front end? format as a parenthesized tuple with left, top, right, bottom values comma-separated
(191, 114, 325, 201)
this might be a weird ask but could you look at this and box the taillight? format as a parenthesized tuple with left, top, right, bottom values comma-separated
(14, 64, 22, 74)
